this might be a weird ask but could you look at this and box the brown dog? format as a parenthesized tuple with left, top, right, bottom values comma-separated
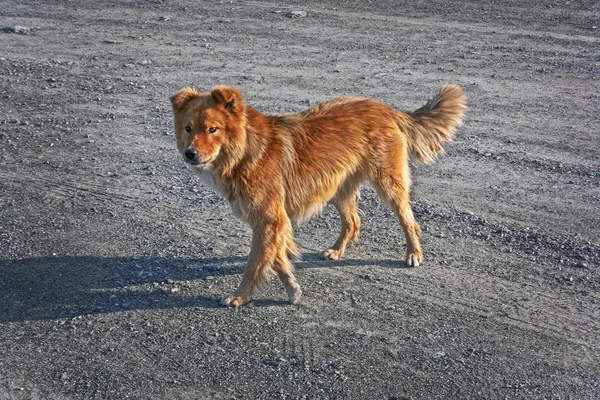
(170, 84, 466, 307)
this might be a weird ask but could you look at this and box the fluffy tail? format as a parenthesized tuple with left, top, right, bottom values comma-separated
(402, 84, 466, 164)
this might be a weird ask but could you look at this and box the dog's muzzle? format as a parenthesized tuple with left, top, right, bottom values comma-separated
(184, 147, 199, 164)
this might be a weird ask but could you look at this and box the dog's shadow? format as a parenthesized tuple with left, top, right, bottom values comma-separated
(296, 251, 408, 270)
(0, 254, 407, 323)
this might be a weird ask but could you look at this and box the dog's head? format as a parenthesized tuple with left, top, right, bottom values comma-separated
(170, 86, 246, 169)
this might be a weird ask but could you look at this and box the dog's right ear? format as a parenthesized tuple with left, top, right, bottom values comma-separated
(170, 87, 198, 111)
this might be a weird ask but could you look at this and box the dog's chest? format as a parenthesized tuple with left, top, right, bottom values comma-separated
(190, 166, 248, 222)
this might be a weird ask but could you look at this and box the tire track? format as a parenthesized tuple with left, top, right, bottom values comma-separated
(298, 258, 599, 358)
(278, 334, 320, 370)
(459, 143, 600, 181)
(412, 199, 600, 266)
(0, 170, 142, 203)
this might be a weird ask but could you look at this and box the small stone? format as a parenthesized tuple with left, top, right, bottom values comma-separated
(263, 359, 279, 367)
(286, 11, 307, 18)
(2, 26, 30, 35)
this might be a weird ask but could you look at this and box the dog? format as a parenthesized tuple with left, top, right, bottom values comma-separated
(170, 84, 466, 307)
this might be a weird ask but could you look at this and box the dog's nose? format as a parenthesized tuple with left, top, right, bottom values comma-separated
(184, 147, 197, 161)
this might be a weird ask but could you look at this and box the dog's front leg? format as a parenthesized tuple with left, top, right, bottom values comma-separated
(222, 215, 299, 307)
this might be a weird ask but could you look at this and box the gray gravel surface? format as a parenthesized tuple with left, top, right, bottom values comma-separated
(1, 0, 599, 398)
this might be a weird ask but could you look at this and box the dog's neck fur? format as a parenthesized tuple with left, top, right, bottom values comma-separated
(217, 107, 271, 178)
(205, 106, 284, 218)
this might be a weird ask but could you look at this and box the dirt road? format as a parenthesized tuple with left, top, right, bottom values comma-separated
(1, 0, 598, 398)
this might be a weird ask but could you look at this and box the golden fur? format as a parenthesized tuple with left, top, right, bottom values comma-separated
(170, 84, 466, 307)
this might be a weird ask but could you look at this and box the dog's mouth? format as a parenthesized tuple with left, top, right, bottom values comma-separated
(186, 155, 216, 167)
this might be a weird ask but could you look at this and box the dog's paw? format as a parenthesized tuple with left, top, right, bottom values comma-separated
(406, 252, 423, 268)
(286, 284, 303, 305)
(221, 294, 247, 307)
(321, 248, 342, 260)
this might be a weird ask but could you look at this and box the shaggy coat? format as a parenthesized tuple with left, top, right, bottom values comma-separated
(170, 84, 466, 307)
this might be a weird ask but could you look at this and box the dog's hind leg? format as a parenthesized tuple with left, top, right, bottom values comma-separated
(371, 151, 423, 267)
(321, 181, 361, 261)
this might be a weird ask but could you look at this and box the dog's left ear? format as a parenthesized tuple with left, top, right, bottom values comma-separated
(211, 86, 244, 115)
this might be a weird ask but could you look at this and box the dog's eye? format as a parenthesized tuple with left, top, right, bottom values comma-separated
(208, 127, 218, 134)
(185, 126, 191, 133)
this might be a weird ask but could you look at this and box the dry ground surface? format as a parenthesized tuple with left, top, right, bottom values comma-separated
(1, 0, 599, 398)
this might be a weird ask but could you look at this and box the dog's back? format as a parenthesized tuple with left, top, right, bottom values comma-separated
(266, 86, 466, 223)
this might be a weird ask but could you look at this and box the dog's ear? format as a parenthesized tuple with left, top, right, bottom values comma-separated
(170, 87, 198, 111)
(211, 86, 244, 114)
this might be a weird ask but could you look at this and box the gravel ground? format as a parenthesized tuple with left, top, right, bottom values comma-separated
(0, 0, 599, 398)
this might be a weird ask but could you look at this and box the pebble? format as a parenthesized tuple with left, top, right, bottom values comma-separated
(2, 25, 30, 35)
(286, 11, 307, 18)
(241, 75, 262, 82)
